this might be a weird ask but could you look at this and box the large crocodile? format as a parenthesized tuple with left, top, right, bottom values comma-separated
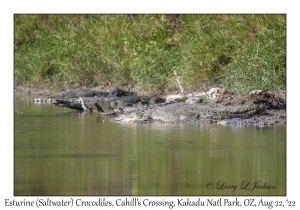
(33, 89, 106, 103)
(54, 95, 149, 112)
(113, 103, 267, 125)
(33, 89, 135, 103)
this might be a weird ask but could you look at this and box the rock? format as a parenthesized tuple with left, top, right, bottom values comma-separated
(186, 97, 203, 105)
(165, 94, 186, 103)
(249, 90, 263, 95)
(207, 88, 230, 100)
(186, 92, 208, 98)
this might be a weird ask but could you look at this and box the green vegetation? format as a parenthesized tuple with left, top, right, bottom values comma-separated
(14, 14, 286, 94)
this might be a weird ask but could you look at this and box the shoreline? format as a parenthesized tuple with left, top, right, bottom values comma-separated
(14, 84, 286, 126)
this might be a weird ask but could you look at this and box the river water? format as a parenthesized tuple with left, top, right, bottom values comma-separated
(14, 95, 286, 196)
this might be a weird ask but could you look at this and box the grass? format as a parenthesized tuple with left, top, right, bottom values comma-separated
(14, 14, 286, 94)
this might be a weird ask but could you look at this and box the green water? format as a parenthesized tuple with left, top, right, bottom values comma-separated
(14, 95, 286, 196)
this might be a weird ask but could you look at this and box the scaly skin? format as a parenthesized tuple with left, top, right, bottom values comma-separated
(94, 96, 149, 113)
(50, 89, 107, 99)
(54, 96, 147, 112)
(33, 89, 135, 103)
(114, 103, 267, 124)
(33, 89, 106, 103)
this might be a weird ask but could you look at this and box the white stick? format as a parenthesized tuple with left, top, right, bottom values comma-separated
(79, 97, 89, 111)
(174, 70, 184, 93)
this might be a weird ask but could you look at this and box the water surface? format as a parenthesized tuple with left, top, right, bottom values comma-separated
(14, 95, 286, 196)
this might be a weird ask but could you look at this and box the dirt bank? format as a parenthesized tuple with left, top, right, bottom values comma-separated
(15, 84, 286, 126)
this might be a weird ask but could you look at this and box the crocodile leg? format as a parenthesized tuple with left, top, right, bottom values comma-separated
(95, 103, 104, 113)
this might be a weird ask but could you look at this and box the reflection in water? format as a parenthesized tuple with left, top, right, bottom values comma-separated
(14, 95, 286, 195)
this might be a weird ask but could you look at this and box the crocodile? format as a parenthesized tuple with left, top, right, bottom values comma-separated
(50, 89, 107, 98)
(33, 89, 135, 103)
(113, 103, 267, 124)
(53, 95, 148, 112)
(33, 89, 107, 103)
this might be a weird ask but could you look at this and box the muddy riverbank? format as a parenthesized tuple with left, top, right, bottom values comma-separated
(14, 84, 286, 126)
